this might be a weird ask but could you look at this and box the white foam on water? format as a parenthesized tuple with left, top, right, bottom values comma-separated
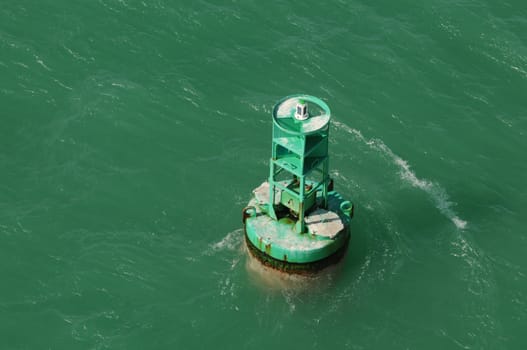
(205, 228, 244, 256)
(448, 231, 499, 344)
(333, 120, 467, 230)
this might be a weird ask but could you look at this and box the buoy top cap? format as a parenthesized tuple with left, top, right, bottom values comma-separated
(273, 95, 331, 135)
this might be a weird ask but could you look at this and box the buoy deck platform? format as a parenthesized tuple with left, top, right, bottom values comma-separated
(244, 181, 352, 273)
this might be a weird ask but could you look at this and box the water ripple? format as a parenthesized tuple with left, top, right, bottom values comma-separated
(333, 120, 467, 229)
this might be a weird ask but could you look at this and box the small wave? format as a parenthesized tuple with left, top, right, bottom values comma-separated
(206, 228, 244, 255)
(333, 120, 467, 229)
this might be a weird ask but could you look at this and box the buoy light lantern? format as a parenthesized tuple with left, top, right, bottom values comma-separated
(294, 99, 309, 120)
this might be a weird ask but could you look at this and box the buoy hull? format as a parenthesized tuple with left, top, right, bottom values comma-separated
(243, 184, 353, 275)
(244, 228, 350, 274)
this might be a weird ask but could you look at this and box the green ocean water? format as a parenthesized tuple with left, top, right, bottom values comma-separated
(1, 0, 526, 349)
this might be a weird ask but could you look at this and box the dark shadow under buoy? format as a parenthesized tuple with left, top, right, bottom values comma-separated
(244, 242, 349, 293)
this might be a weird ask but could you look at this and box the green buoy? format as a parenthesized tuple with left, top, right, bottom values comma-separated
(243, 95, 354, 274)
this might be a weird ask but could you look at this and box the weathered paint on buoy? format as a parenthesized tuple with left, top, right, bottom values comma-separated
(243, 95, 354, 274)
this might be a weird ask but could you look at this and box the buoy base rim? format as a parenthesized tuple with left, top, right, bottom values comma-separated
(244, 228, 350, 275)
